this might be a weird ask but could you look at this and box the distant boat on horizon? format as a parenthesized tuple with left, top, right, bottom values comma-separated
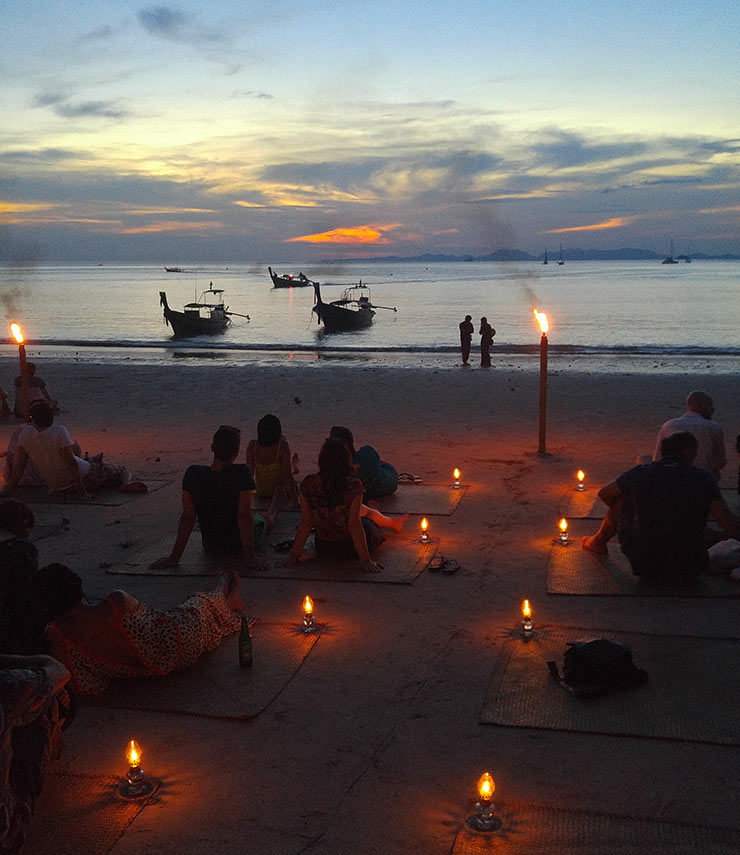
(661, 239, 679, 264)
(558, 244, 564, 265)
(542, 249, 548, 265)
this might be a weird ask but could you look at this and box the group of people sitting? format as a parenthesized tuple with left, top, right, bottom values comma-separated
(0, 363, 58, 419)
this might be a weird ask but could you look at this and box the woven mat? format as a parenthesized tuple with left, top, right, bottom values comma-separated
(562, 487, 740, 520)
(10, 479, 172, 506)
(25, 773, 158, 855)
(480, 625, 740, 745)
(377, 483, 468, 515)
(453, 804, 740, 854)
(84, 620, 320, 719)
(547, 519, 740, 597)
(106, 533, 437, 584)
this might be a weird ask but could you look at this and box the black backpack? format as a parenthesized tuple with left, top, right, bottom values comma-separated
(547, 638, 648, 699)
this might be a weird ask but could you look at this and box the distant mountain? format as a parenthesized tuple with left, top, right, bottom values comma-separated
(321, 247, 739, 263)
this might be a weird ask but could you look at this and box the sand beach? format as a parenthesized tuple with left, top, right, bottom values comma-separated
(2, 352, 739, 854)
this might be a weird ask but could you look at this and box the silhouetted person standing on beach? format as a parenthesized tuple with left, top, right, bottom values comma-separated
(459, 315, 474, 365)
(479, 317, 495, 367)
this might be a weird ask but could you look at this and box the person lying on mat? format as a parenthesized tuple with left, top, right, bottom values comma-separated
(329, 425, 399, 500)
(0, 401, 147, 501)
(150, 424, 270, 572)
(583, 432, 740, 586)
(32, 563, 245, 695)
(288, 438, 407, 573)
(246, 413, 299, 531)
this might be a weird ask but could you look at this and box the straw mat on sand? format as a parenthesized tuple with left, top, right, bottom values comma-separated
(11, 479, 172, 506)
(480, 625, 740, 745)
(377, 483, 468, 515)
(25, 773, 158, 855)
(562, 487, 740, 519)
(547, 519, 740, 597)
(84, 620, 320, 719)
(106, 532, 437, 584)
(452, 804, 740, 855)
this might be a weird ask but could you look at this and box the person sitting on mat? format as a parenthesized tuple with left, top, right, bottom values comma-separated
(288, 438, 406, 573)
(151, 424, 270, 572)
(32, 563, 245, 695)
(582, 432, 740, 586)
(329, 425, 399, 500)
(1, 401, 146, 501)
(246, 413, 299, 531)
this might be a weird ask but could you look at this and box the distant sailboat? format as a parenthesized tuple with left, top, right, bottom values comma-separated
(542, 248, 548, 265)
(661, 239, 679, 264)
(558, 244, 564, 265)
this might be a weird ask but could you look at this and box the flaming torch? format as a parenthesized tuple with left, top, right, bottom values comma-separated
(533, 309, 549, 456)
(9, 323, 29, 418)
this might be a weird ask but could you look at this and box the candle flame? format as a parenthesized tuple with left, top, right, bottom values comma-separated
(522, 599, 532, 619)
(532, 308, 549, 334)
(558, 517, 568, 533)
(10, 323, 23, 344)
(453, 468, 460, 480)
(303, 595, 314, 616)
(577, 470, 585, 483)
(126, 740, 141, 767)
(420, 517, 429, 532)
(477, 772, 495, 800)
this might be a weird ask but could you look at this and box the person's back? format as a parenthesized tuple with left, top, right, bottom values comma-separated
(654, 391, 726, 481)
(17, 421, 87, 493)
(183, 463, 254, 553)
(617, 457, 719, 584)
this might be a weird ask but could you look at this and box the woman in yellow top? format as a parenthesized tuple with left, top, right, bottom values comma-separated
(246, 414, 299, 530)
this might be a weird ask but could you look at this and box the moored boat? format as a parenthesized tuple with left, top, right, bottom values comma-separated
(159, 285, 248, 338)
(311, 281, 396, 332)
(269, 267, 316, 288)
(661, 239, 679, 264)
(164, 266, 182, 273)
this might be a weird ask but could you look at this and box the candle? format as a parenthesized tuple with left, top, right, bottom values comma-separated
(453, 468, 461, 489)
(466, 771, 502, 832)
(302, 595, 315, 632)
(420, 517, 429, 542)
(576, 470, 585, 491)
(120, 739, 153, 798)
(521, 599, 534, 638)
(558, 517, 569, 543)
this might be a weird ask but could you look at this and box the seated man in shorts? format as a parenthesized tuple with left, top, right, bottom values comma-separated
(150, 425, 270, 572)
(1, 401, 145, 501)
(583, 432, 739, 586)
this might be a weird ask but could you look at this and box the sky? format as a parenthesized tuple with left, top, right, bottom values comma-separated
(1, 0, 738, 263)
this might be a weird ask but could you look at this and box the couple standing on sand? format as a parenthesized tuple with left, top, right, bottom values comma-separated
(459, 315, 496, 367)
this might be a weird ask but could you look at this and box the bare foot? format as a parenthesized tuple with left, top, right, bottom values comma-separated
(391, 512, 409, 532)
(224, 570, 245, 612)
(582, 535, 608, 556)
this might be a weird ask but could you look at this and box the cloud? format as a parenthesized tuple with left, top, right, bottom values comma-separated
(138, 6, 189, 40)
(120, 220, 223, 234)
(530, 129, 648, 169)
(286, 224, 403, 245)
(1, 148, 86, 163)
(543, 216, 640, 234)
(54, 101, 130, 119)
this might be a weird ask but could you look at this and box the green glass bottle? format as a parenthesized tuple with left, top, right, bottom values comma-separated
(238, 615, 253, 668)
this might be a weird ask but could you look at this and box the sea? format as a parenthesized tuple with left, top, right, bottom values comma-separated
(1, 260, 738, 373)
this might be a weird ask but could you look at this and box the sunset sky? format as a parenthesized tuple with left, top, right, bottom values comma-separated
(1, 1, 738, 262)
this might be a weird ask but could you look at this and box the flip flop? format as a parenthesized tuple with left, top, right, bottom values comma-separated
(442, 558, 460, 574)
(270, 539, 294, 553)
(428, 554, 444, 571)
(398, 472, 423, 483)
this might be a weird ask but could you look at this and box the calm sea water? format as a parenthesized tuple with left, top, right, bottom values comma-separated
(1, 261, 738, 371)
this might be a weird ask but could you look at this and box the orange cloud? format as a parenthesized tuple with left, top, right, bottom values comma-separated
(120, 221, 223, 235)
(287, 223, 403, 245)
(544, 216, 638, 234)
(696, 205, 740, 215)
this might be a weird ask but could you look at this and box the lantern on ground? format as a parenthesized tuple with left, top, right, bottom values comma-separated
(120, 739, 154, 798)
(576, 470, 585, 491)
(420, 517, 429, 543)
(466, 771, 502, 832)
(453, 468, 461, 489)
(521, 599, 534, 639)
(558, 517, 569, 544)
(302, 596, 316, 633)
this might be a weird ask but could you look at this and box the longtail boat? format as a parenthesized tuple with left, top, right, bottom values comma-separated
(311, 281, 396, 332)
(159, 285, 249, 338)
(269, 266, 316, 288)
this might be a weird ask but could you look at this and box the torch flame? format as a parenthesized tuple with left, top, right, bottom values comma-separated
(558, 517, 568, 533)
(477, 772, 495, 800)
(420, 517, 429, 532)
(10, 323, 23, 344)
(522, 599, 532, 619)
(453, 468, 460, 480)
(126, 740, 141, 768)
(532, 308, 549, 334)
(577, 470, 585, 483)
(303, 595, 314, 616)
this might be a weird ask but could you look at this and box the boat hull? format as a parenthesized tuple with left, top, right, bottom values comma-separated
(312, 302, 375, 332)
(164, 307, 230, 338)
(269, 267, 313, 288)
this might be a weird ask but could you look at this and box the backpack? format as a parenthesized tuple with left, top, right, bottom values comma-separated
(547, 638, 648, 699)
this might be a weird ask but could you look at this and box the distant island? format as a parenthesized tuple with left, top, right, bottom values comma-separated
(319, 248, 739, 263)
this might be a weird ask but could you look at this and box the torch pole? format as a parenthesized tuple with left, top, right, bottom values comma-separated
(17, 343, 30, 419)
(537, 332, 548, 455)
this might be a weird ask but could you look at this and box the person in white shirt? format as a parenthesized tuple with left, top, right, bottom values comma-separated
(1, 401, 146, 500)
(653, 390, 727, 482)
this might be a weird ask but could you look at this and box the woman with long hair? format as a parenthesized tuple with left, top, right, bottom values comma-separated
(288, 438, 405, 573)
(245, 413, 299, 530)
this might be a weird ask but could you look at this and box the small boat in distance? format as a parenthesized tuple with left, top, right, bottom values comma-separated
(164, 266, 183, 273)
(558, 244, 564, 265)
(159, 285, 249, 338)
(661, 239, 679, 264)
(311, 281, 396, 332)
(542, 249, 548, 265)
(268, 267, 317, 288)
